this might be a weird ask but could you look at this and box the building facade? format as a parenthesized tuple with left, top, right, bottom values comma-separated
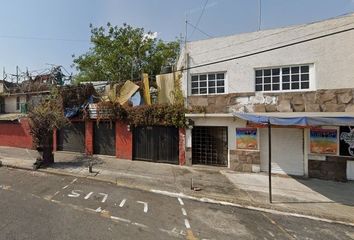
(178, 14, 354, 181)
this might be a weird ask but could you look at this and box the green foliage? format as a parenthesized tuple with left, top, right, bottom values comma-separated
(73, 23, 180, 83)
(28, 87, 69, 148)
(96, 100, 128, 123)
(60, 84, 96, 109)
(127, 104, 187, 128)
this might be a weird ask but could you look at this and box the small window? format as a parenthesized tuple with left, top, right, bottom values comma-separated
(16, 97, 20, 110)
(191, 72, 226, 95)
(255, 65, 311, 92)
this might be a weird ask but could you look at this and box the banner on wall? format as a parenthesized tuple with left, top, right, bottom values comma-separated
(310, 128, 337, 155)
(339, 126, 354, 157)
(236, 128, 257, 150)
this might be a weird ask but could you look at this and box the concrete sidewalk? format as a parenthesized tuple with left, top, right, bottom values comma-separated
(1, 146, 354, 224)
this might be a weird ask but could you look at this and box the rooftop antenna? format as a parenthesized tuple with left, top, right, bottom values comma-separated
(258, 0, 262, 31)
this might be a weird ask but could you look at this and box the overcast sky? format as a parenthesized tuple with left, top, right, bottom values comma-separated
(0, 0, 353, 77)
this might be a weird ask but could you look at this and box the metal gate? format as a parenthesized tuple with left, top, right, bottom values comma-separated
(133, 126, 179, 164)
(57, 122, 85, 153)
(94, 122, 116, 156)
(192, 126, 228, 166)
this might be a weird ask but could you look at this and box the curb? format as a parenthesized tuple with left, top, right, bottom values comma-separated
(2, 163, 354, 227)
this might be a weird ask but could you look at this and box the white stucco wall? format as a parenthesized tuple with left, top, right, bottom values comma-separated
(179, 14, 354, 96)
(4, 95, 26, 113)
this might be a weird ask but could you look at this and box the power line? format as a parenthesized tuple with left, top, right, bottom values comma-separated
(181, 25, 354, 71)
(189, 12, 354, 58)
(0, 35, 89, 43)
(189, 0, 209, 39)
(190, 19, 354, 61)
(187, 22, 213, 38)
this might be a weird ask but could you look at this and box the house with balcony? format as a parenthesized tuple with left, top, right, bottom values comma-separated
(178, 13, 354, 181)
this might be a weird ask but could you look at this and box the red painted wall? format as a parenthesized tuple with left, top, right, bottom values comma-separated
(116, 121, 132, 160)
(85, 120, 93, 155)
(0, 118, 33, 149)
(53, 129, 57, 151)
(179, 128, 186, 165)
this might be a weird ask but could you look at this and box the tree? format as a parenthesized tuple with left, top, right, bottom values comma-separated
(73, 23, 180, 83)
(28, 87, 68, 167)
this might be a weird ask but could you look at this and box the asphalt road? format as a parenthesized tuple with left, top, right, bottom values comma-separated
(0, 168, 353, 240)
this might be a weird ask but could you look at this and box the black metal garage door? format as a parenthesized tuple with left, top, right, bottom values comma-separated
(133, 126, 179, 164)
(94, 122, 116, 156)
(192, 126, 228, 166)
(57, 122, 85, 153)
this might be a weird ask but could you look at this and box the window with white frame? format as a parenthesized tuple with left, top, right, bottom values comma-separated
(191, 72, 225, 95)
(255, 65, 311, 92)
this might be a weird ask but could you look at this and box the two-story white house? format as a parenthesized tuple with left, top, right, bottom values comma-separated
(178, 13, 354, 181)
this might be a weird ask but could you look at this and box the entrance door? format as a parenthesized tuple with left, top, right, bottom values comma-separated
(260, 128, 304, 176)
(94, 122, 116, 156)
(57, 122, 85, 153)
(133, 126, 179, 164)
(192, 126, 228, 166)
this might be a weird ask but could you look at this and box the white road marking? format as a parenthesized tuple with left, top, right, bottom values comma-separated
(99, 193, 108, 203)
(159, 228, 186, 237)
(151, 189, 354, 228)
(68, 190, 82, 198)
(84, 192, 93, 200)
(184, 219, 191, 229)
(110, 216, 131, 223)
(70, 178, 78, 184)
(52, 191, 60, 197)
(137, 201, 148, 213)
(119, 199, 126, 207)
(0, 185, 11, 190)
(62, 185, 69, 189)
(132, 222, 148, 228)
(95, 207, 102, 213)
(181, 208, 187, 216)
(85, 208, 97, 213)
(178, 197, 184, 206)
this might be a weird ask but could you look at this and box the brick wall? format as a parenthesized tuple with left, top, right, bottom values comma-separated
(0, 118, 33, 149)
(116, 121, 132, 160)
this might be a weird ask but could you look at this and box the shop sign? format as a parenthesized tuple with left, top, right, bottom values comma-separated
(339, 126, 354, 157)
(310, 128, 337, 155)
(236, 128, 257, 150)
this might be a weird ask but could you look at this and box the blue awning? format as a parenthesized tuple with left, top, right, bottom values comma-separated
(233, 112, 354, 126)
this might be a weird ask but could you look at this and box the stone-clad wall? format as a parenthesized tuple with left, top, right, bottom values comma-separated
(188, 89, 354, 113)
(230, 150, 260, 173)
(309, 156, 347, 182)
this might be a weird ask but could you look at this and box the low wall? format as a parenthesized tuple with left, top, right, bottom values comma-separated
(0, 118, 33, 149)
(309, 156, 349, 182)
(230, 150, 260, 173)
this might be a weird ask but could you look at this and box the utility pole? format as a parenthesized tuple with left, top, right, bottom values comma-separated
(184, 14, 188, 107)
(258, 0, 262, 31)
(185, 14, 188, 45)
(16, 66, 19, 84)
